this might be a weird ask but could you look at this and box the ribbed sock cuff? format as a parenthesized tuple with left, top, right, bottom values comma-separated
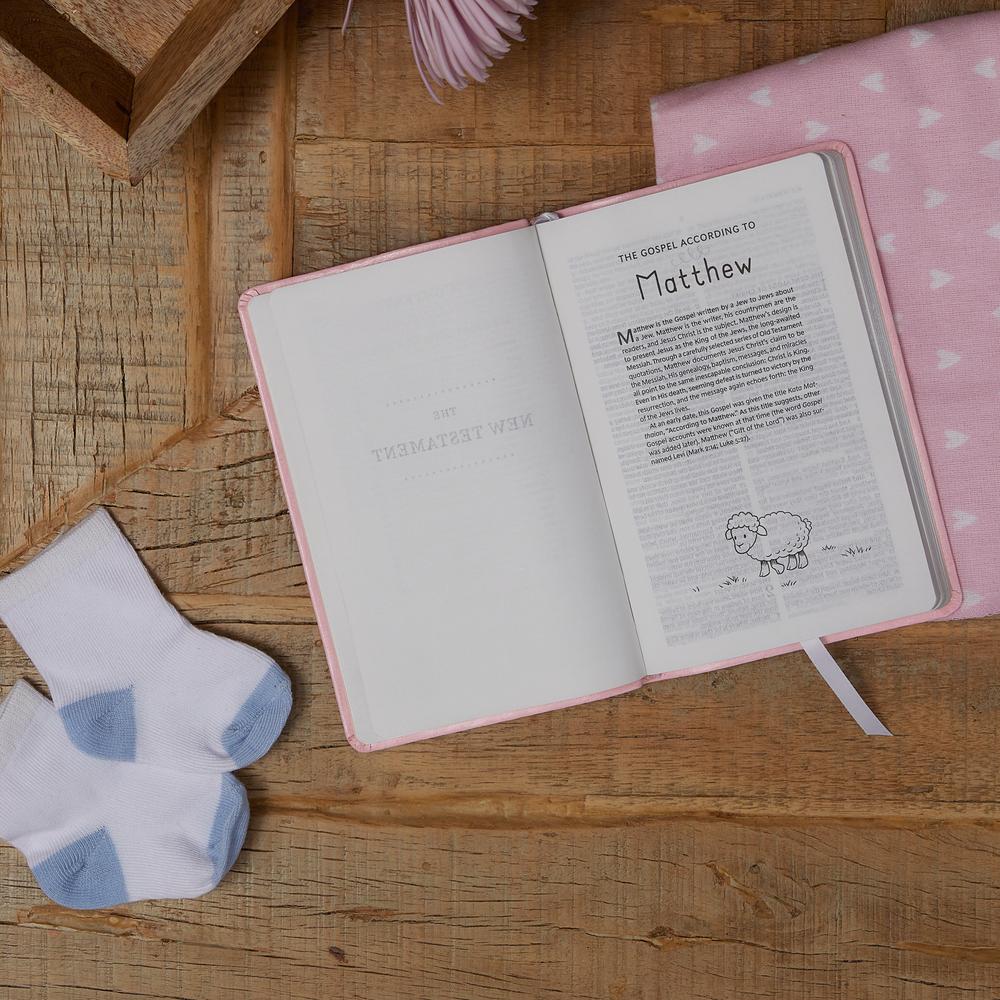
(0, 509, 126, 614)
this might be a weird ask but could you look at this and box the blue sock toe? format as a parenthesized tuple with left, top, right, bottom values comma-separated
(221, 663, 292, 769)
(33, 828, 128, 910)
(59, 688, 137, 762)
(208, 775, 251, 883)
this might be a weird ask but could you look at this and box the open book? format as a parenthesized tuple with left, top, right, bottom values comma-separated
(240, 145, 959, 751)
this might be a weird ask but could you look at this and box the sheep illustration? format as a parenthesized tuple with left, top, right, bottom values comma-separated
(725, 511, 812, 577)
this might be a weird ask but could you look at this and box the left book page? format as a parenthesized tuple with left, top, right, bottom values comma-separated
(243, 226, 644, 748)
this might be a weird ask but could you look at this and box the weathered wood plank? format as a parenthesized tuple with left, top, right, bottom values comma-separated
(202, 11, 298, 413)
(103, 390, 306, 597)
(127, 0, 297, 184)
(296, 0, 888, 148)
(0, 17, 294, 560)
(291, 0, 886, 272)
(293, 139, 657, 270)
(3, 814, 1000, 999)
(0, 0, 134, 136)
(0, 97, 191, 552)
(887, 0, 1000, 28)
(0, 0, 295, 182)
(47, 0, 193, 75)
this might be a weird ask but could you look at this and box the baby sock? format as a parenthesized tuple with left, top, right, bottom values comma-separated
(0, 680, 250, 909)
(0, 508, 292, 771)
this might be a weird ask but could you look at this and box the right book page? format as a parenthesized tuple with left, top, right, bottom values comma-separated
(536, 150, 949, 676)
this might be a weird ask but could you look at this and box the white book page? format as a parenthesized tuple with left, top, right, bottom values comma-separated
(247, 227, 643, 745)
(536, 153, 938, 675)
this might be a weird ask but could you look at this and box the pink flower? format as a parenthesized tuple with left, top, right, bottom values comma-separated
(344, 0, 537, 102)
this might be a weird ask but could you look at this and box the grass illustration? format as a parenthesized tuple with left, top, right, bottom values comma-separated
(841, 544, 872, 558)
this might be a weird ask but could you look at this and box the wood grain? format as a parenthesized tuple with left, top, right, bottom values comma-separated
(47, 0, 193, 75)
(3, 816, 1000, 1000)
(0, 33, 131, 178)
(0, 0, 294, 182)
(127, 0, 296, 183)
(0, 15, 293, 561)
(2, 0, 1000, 997)
(0, 0, 133, 136)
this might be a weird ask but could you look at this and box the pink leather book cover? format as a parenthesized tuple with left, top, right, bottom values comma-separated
(239, 143, 960, 751)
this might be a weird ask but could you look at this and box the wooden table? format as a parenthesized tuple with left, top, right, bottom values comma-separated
(2, 1, 999, 997)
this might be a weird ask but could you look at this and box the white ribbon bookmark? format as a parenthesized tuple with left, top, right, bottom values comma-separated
(801, 638, 892, 736)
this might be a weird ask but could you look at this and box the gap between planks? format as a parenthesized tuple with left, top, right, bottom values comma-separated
(253, 790, 1000, 830)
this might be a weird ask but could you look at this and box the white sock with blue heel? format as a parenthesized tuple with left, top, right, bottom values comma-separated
(0, 680, 249, 909)
(0, 508, 292, 772)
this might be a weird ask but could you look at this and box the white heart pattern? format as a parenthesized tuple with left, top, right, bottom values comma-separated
(796, 53, 820, 65)
(945, 429, 969, 449)
(861, 72, 885, 92)
(987, 224, 1000, 239)
(937, 348, 961, 369)
(804, 120, 829, 140)
(929, 269, 954, 290)
(924, 187, 948, 209)
(909, 28, 933, 47)
(974, 57, 998, 79)
(749, 87, 772, 107)
(981, 140, 1000, 160)
(952, 510, 978, 531)
(917, 107, 942, 128)
(877, 233, 896, 254)
(867, 152, 891, 173)
(692, 133, 718, 155)
(994, 306, 1000, 320)
(963, 591, 984, 608)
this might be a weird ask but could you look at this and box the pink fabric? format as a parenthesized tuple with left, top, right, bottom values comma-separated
(651, 13, 1000, 620)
